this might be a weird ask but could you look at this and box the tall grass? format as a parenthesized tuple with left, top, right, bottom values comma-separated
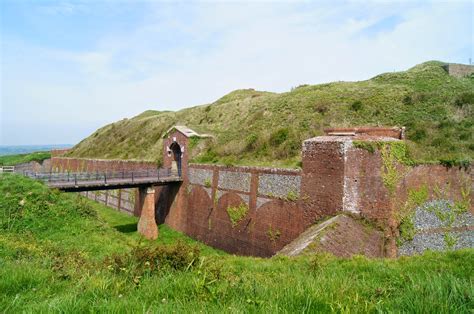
(1, 174, 472, 312)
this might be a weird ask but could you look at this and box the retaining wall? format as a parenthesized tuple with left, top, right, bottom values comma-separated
(442, 63, 474, 78)
(79, 188, 137, 215)
(181, 164, 303, 256)
(14, 159, 52, 173)
(50, 134, 473, 257)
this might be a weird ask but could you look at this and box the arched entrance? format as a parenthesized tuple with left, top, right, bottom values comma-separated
(169, 142, 182, 176)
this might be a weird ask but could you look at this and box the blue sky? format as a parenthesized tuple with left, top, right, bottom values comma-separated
(1, 0, 472, 145)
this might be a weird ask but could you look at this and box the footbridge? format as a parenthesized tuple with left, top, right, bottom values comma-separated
(22, 169, 182, 192)
(22, 168, 182, 240)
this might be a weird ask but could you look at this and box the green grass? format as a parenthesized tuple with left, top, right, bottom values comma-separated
(1, 174, 473, 312)
(0, 151, 51, 166)
(66, 61, 473, 167)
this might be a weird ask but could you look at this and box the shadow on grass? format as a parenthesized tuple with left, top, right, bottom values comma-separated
(114, 223, 137, 233)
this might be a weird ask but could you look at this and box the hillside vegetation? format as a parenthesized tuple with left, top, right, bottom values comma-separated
(0, 152, 51, 166)
(1, 174, 473, 312)
(67, 61, 474, 167)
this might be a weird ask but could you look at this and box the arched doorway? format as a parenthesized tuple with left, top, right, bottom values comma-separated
(169, 142, 182, 176)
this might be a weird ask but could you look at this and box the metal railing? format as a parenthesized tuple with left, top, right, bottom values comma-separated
(0, 166, 15, 173)
(22, 168, 179, 186)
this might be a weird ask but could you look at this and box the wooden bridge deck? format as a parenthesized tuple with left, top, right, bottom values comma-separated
(22, 169, 182, 192)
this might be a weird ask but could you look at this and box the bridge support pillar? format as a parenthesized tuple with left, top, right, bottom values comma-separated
(137, 186, 158, 240)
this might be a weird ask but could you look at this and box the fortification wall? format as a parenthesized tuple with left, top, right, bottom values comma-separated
(14, 159, 52, 173)
(79, 188, 137, 215)
(340, 141, 473, 256)
(51, 157, 156, 172)
(442, 63, 474, 78)
(49, 133, 473, 257)
(181, 164, 303, 256)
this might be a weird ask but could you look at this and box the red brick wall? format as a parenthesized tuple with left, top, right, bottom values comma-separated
(178, 164, 303, 257)
(51, 149, 71, 158)
(51, 134, 471, 258)
(163, 130, 189, 181)
(342, 142, 472, 256)
(324, 127, 405, 139)
(301, 140, 345, 224)
(51, 157, 157, 173)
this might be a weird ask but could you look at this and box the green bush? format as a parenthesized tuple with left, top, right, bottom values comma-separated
(105, 240, 200, 276)
(350, 100, 363, 111)
(269, 128, 289, 146)
(245, 134, 258, 150)
(453, 92, 474, 108)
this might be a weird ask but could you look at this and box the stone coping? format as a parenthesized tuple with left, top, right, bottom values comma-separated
(189, 163, 301, 175)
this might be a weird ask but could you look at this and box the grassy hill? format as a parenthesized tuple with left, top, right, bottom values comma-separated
(67, 61, 474, 168)
(0, 151, 51, 166)
(1, 174, 473, 312)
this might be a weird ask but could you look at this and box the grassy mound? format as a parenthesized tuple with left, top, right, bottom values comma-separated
(0, 151, 51, 166)
(1, 175, 473, 312)
(67, 61, 473, 167)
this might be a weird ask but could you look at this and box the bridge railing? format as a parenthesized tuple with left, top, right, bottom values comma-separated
(0, 166, 15, 173)
(22, 168, 178, 185)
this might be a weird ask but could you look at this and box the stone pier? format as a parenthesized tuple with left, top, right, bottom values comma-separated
(137, 186, 158, 239)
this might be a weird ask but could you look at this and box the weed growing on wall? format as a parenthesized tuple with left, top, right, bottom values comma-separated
(398, 180, 471, 248)
(286, 190, 299, 202)
(380, 145, 403, 195)
(226, 203, 249, 227)
(204, 178, 212, 188)
(266, 225, 281, 243)
(444, 233, 458, 249)
(353, 141, 376, 154)
(397, 185, 429, 244)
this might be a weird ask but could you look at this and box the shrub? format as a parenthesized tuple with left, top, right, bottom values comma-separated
(351, 100, 363, 111)
(245, 134, 258, 151)
(105, 240, 200, 276)
(403, 95, 413, 105)
(269, 128, 289, 146)
(410, 128, 427, 142)
(453, 92, 474, 108)
(195, 149, 218, 163)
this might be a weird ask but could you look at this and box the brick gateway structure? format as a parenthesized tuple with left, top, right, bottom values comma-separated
(51, 126, 473, 257)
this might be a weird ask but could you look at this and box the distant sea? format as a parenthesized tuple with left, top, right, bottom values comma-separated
(0, 144, 73, 156)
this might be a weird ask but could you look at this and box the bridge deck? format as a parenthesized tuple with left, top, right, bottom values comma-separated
(22, 169, 182, 192)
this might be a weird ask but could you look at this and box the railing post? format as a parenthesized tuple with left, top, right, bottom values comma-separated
(67, 172, 70, 182)
(74, 174, 77, 186)
(132, 172, 134, 183)
(104, 172, 107, 184)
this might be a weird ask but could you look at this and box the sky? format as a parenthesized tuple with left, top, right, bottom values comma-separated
(0, 0, 472, 145)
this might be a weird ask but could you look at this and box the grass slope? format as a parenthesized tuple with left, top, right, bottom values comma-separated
(67, 61, 473, 168)
(1, 174, 473, 312)
(0, 152, 51, 166)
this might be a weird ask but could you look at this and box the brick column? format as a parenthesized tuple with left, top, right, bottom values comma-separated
(137, 186, 158, 240)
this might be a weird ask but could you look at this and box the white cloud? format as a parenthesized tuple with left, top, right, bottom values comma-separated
(1, 1, 472, 144)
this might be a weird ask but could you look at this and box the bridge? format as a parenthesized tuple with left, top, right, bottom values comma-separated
(21, 168, 182, 240)
(22, 168, 182, 192)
